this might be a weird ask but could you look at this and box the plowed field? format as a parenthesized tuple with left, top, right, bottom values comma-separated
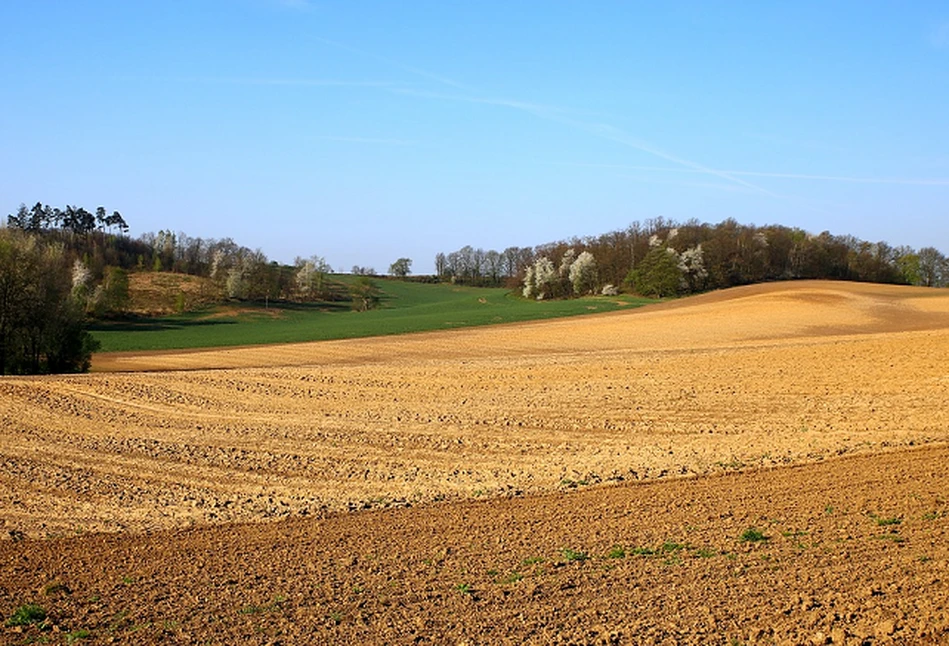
(2, 280, 949, 644)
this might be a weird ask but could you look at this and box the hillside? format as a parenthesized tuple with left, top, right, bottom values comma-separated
(94, 279, 949, 371)
(5, 279, 948, 533)
(2, 280, 948, 644)
(91, 277, 652, 354)
(125, 272, 223, 316)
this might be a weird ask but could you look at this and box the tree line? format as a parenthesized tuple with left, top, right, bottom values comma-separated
(2, 201, 387, 374)
(437, 218, 948, 298)
(137, 231, 352, 305)
(8, 202, 128, 236)
(434, 246, 534, 287)
(5, 200, 947, 374)
(5, 203, 348, 307)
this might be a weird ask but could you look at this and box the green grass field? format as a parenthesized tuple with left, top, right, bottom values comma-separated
(91, 278, 654, 353)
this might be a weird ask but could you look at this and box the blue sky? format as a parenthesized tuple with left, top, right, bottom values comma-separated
(2, 1, 947, 273)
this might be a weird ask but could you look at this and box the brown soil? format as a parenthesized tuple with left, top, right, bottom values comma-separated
(195, 307, 284, 321)
(2, 447, 947, 645)
(2, 280, 949, 644)
(126, 273, 222, 316)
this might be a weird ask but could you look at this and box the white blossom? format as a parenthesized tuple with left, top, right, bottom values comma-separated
(210, 249, 227, 280)
(569, 251, 597, 294)
(294, 255, 328, 298)
(677, 244, 708, 290)
(533, 256, 556, 299)
(71, 259, 90, 292)
(522, 265, 536, 298)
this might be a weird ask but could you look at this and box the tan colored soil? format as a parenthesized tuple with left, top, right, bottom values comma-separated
(93, 279, 949, 373)
(2, 280, 949, 644)
(9, 280, 949, 537)
(194, 307, 284, 321)
(125, 273, 221, 316)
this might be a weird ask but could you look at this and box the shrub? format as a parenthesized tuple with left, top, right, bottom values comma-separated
(739, 527, 769, 543)
(6, 604, 47, 627)
(561, 548, 589, 562)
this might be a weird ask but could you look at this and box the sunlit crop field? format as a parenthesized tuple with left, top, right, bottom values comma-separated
(3, 280, 948, 539)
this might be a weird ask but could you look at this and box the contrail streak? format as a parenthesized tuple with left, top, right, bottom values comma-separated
(314, 37, 788, 197)
(394, 88, 781, 196)
(312, 36, 472, 90)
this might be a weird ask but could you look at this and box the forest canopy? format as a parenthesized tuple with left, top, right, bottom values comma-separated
(435, 217, 949, 297)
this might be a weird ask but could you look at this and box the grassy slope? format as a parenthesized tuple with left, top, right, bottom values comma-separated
(91, 277, 654, 352)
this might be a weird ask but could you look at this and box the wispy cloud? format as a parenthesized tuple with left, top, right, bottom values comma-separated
(310, 37, 795, 198)
(393, 88, 781, 197)
(560, 163, 949, 187)
(312, 36, 471, 91)
(558, 120, 782, 197)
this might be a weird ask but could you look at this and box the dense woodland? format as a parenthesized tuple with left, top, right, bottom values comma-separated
(1, 202, 350, 374)
(3, 201, 948, 374)
(0, 228, 98, 375)
(6, 203, 353, 305)
(436, 217, 949, 297)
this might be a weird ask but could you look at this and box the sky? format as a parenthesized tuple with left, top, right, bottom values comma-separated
(2, 1, 948, 273)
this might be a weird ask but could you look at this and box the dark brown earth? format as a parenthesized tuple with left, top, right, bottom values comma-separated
(1, 446, 948, 645)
